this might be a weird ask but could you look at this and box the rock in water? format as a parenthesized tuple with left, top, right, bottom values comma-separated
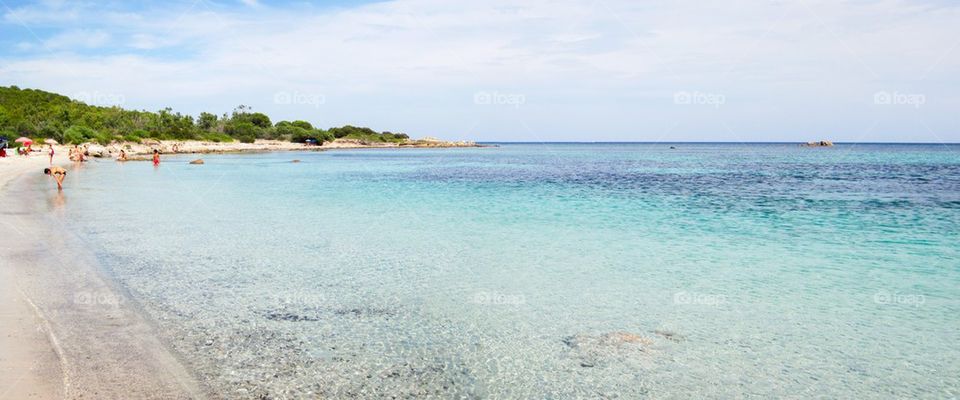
(563, 331, 655, 368)
(189, 159, 204, 165)
(653, 329, 685, 342)
(600, 331, 654, 345)
(291, 159, 301, 163)
(803, 140, 834, 147)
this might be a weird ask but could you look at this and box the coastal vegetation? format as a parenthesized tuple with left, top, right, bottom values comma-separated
(0, 86, 409, 146)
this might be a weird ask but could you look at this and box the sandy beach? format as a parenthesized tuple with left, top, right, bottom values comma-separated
(0, 151, 207, 399)
(0, 153, 64, 400)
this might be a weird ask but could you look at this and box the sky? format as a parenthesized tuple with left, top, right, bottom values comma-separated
(1, 0, 958, 142)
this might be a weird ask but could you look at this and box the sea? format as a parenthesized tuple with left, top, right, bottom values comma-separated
(37, 143, 960, 398)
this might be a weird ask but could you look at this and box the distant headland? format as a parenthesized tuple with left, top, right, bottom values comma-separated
(0, 86, 478, 156)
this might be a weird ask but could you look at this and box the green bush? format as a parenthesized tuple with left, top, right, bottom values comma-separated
(63, 125, 96, 144)
(94, 132, 113, 145)
(200, 132, 234, 142)
(225, 121, 260, 139)
(0, 87, 419, 148)
(236, 133, 256, 143)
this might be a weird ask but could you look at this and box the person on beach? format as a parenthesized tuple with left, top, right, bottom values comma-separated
(44, 166, 67, 190)
(152, 149, 160, 166)
(117, 149, 128, 161)
(48, 144, 54, 165)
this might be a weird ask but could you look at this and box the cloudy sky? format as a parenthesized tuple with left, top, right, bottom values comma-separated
(1, 0, 958, 142)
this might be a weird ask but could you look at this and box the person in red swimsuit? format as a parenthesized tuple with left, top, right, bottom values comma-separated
(152, 149, 160, 166)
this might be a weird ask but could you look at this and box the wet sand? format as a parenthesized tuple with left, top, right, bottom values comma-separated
(0, 158, 207, 399)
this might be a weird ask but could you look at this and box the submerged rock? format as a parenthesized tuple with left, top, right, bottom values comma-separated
(332, 307, 395, 317)
(189, 159, 204, 165)
(263, 306, 396, 323)
(265, 311, 320, 322)
(563, 331, 655, 367)
(653, 329, 685, 342)
(291, 159, 301, 163)
(563, 332, 654, 349)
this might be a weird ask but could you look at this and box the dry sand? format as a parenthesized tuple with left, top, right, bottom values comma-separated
(0, 151, 207, 399)
(1, 151, 68, 399)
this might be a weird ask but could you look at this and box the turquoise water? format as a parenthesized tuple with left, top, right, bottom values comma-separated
(57, 144, 958, 398)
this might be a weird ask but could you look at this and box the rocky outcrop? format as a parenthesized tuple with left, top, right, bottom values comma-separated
(803, 140, 834, 147)
(85, 144, 109, 157)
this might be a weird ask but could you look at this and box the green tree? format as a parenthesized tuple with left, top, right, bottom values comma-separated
(225, 121, 259, 143)
(63, 125, 98, 144)
(0, 86, 415, 146)
(198, 112, 218, 131)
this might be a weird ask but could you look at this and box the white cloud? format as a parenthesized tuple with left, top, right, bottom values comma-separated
(42, 29, 110, 49)
(1, 0, 958, 141)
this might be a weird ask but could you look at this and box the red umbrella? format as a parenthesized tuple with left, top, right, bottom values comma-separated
(14, 137, 33, 145)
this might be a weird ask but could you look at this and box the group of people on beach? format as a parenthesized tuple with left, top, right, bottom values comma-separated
(67, 145, 85, 162)
(42, 145, 160, 191)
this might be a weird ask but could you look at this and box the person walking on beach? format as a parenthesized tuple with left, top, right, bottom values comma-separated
(48, 144, 54, 165)
(152, 149, 160, 166)
(44, 166, 67, 191)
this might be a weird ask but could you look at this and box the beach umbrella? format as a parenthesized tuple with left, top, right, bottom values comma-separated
(15, 137, 33, 145)
(44, 139, 58, 145)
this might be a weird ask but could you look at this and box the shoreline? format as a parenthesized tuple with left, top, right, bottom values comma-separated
(0, 157, 209, 399)
(0, 143, 483, 399)
(0, 153, 66, 400)
(81, 138, 485, 161)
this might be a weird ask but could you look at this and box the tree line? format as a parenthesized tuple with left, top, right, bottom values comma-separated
(0, 86, 409, 145)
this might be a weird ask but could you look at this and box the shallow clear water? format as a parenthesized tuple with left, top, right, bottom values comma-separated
(60, 144, 959, 398)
